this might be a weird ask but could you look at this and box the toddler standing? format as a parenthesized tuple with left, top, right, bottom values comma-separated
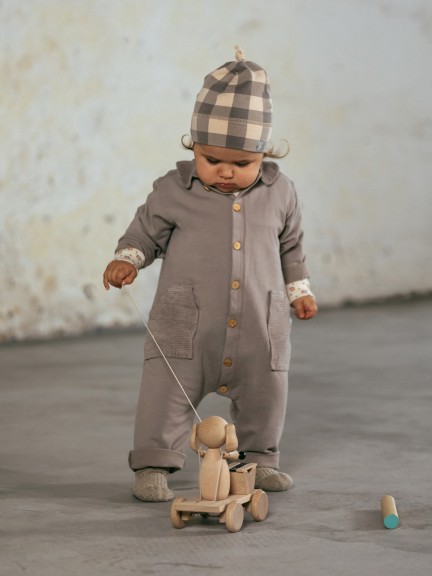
(103, 47, 318, 502)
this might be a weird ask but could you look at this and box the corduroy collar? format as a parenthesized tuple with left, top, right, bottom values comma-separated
(176, 160, 280, 190)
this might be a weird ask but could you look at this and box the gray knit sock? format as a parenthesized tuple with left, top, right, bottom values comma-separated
(255, 467, 294, 492)
(132, 468, 174, 502)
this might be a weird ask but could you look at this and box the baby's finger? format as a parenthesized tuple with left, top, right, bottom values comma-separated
(294, 307, 305, 319)
(303, 303, 318, 320)
(102, 272, 109, 290)
(106, 270, 123, 289)
(121, 269, 137, 287)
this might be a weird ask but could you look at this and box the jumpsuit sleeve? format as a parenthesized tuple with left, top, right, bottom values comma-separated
(115, 178, 175, 268)
(279, 179, 310, 284)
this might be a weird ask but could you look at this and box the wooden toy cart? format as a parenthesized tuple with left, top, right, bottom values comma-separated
(171, 463, 269, 533)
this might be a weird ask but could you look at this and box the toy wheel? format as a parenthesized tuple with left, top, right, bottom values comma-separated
(250, 489, 269, 521)
(225, 502, 244, 533)
(171, 498, 186, 529)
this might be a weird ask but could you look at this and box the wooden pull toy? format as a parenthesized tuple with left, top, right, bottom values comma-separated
(381, 495, 399, 529)
(171, 416, 269, 532)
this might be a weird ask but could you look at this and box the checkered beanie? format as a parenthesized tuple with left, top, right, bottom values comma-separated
(191, 46, 272, 152)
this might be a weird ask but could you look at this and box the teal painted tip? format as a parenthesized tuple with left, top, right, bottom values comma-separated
(384, 514, 399, 529)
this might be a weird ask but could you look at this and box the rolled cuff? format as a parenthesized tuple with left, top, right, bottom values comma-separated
(286, 278, 314, 304)
(128, 448, 186, 472)
(115, 247, 145, 270)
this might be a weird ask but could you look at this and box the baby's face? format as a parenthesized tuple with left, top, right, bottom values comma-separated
(193, 144, 264, 193)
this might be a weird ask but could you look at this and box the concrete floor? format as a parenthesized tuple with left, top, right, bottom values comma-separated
(1, 300, 431, 575)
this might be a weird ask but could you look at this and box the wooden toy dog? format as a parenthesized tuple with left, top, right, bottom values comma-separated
(171, 416, 269, 532)
(190, 415, 240, 500)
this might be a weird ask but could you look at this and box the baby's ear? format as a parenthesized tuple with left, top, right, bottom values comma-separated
(225, 423, 238, 452)
(189, 423, 200, 452)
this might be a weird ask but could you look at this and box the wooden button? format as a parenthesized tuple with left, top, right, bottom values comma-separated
(228, 318, 237, 328)
(233, 203, 241, 212)
(223, 358, 233, 367)
(218, 385, 229, 394)
(233, 241, 241, 250)
(231, 280, 240, 290)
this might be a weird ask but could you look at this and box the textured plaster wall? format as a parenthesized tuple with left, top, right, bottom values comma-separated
(1, 0, 431, 341)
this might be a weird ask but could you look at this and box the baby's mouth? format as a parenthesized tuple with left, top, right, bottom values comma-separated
(216, 182, 236, 191)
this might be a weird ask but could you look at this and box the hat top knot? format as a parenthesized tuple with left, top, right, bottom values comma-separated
(234, 45, 246, 62)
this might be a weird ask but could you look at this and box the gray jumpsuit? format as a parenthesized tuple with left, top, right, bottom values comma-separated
(117, 160, 310, 471)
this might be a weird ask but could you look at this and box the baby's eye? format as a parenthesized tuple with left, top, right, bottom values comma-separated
(235, 162, 250, 168)
(206, 157, 219, 165)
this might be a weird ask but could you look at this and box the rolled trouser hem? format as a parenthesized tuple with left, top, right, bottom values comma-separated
(242, 451, 280, 469)
(128, 448, 186, 472)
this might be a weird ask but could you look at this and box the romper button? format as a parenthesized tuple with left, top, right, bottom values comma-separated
(231, 280, 240, 290)
(218, 386, 229, 395)
(233, 203, 241, 212)
(223, 358, 233, 367)
(204, 186, 210, 191)
(233, 241, 241, 250)
(228, 318, 237, 328)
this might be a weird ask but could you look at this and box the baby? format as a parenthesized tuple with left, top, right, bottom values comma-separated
(103, 47, 318, 501)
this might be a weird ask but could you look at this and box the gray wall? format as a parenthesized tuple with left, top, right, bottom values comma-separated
(1, 0, 431, 340)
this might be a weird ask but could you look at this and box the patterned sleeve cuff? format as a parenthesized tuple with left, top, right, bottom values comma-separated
(286, 278, 314, 304)
(114, 247, 145, 270)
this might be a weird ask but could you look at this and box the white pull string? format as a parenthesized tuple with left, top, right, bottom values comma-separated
(125, 288, 202, 423)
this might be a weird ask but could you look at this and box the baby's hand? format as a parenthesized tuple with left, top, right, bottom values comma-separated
(291, 295, 318, 320)
(103, 260, 137, 290)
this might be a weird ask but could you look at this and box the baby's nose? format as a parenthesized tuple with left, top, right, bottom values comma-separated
(219, 164, 234, 178)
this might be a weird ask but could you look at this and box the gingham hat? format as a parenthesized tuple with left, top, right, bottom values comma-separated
(191, 46, 272, 152)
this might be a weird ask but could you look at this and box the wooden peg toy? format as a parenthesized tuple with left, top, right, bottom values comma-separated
(171, 416, 269, 532)
(381, 495, 399, 529)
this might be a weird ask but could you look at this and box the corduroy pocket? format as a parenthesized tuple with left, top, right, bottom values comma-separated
(144, 285, 199, 360)
(268, 290, 291, 371)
